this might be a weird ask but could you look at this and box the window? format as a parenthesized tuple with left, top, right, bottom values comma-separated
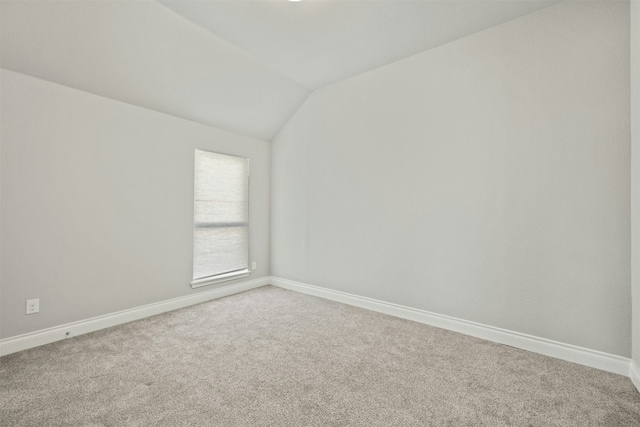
(191, 149, 250, 288)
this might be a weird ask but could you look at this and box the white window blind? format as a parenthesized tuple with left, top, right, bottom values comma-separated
(192, 150, 250, 288)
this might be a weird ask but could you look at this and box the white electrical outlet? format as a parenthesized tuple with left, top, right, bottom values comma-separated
(252, 261, 257, 270)
(26, 298, 40, 315)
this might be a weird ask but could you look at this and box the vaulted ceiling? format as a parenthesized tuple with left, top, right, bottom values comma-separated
(1, 0, 561, 141)
(159, 0, 560, 90)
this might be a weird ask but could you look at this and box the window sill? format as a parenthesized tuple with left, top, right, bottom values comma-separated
(190, 269, 251, 289)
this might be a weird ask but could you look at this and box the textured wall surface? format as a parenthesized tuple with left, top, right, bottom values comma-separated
(272, 1, 631, 356)
(0, 70, 271, 339)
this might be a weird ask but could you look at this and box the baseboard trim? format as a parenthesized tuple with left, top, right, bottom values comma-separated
(631, 361, 640, 393)
(0, 277, 270, 357)
(4, 275, 635, 387)
(270, 277, 631, 377)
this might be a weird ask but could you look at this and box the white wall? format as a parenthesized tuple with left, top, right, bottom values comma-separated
(272, 1, 631, 356)
(631, 0, 640, 373)
(0, 70, 270, 339)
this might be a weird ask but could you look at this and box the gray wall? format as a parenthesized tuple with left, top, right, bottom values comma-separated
(0, 70, 270, 339)
(272, 1, 631, 356)
(632, 0, 640, 368)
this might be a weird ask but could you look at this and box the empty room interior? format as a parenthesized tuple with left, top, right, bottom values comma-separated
(1, 0, 640, 425)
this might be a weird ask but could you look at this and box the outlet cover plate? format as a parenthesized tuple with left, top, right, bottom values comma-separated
(26, 298, 39, 314)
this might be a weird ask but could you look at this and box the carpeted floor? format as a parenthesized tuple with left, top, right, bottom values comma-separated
(1, 286, 639, 426)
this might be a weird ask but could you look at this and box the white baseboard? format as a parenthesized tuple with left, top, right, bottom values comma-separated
(4, 275, 636, 390)
(631, 361, 640, 393)
(270, 277, 632, 377)
(0, 277, 270, 357)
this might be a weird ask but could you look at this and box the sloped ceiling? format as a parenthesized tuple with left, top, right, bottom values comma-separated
(1, 0, 561, 141)
(0, 0, 309, 141)
(160, 0, 561, 90)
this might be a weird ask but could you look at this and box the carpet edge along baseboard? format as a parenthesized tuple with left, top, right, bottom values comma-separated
(1, 275, 637, 395)
(270, 277, 635, 384)
(0, 277, 270, 356)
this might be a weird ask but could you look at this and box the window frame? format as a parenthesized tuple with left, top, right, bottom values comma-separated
(190, 149, 251, 288)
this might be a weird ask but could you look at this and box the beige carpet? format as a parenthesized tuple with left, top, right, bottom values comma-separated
(1, 285, 639, 426)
